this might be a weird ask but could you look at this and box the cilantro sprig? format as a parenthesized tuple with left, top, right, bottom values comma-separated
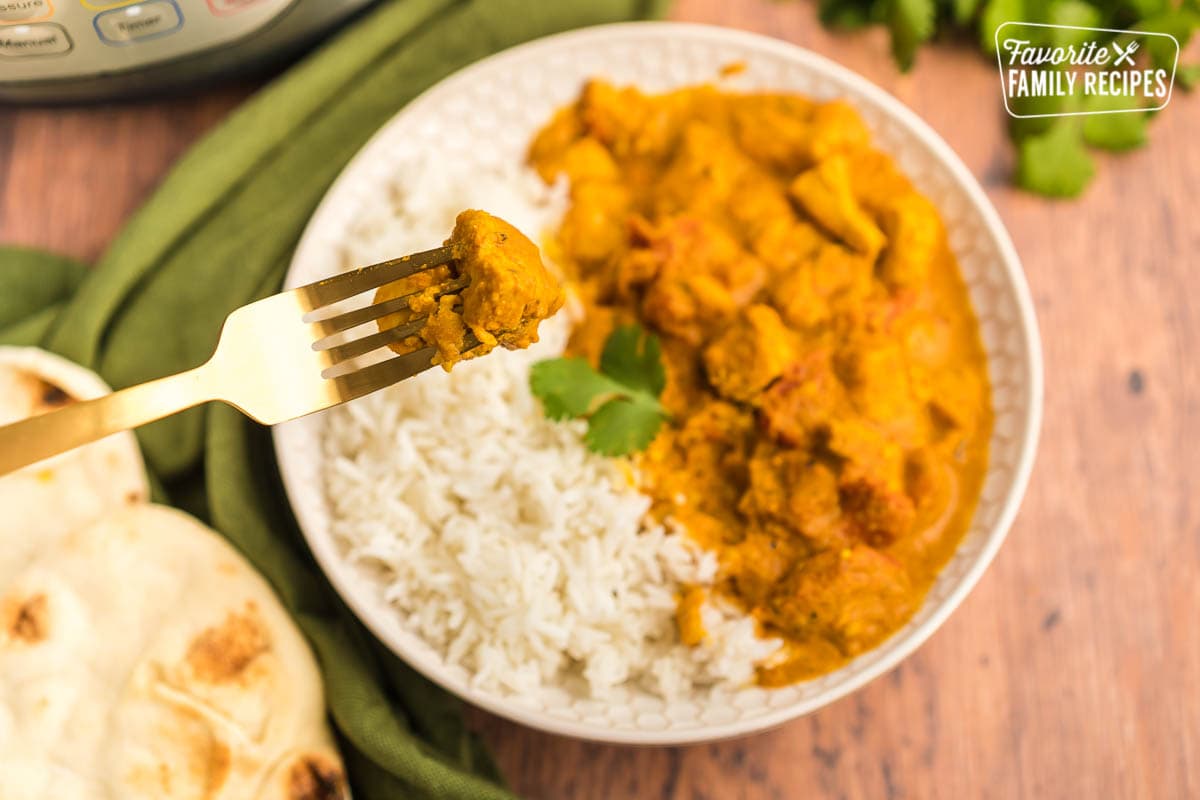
(530, 324, 668, 457)
(815, 0, 1200, 197)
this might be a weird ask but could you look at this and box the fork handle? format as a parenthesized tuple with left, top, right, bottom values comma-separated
(0, 363, 216, 476)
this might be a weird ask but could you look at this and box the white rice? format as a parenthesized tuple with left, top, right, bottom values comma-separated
(322, 159, 779, 701)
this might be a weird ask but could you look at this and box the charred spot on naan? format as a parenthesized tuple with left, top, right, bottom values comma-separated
(122, 697, 236, 797)
(185, 603, 271, 684)
(38, 381, 73, 410)
(2, 592, 49, 644)
(207, 739, 233, 796)
(0, 366, 80, 424)
(287, 754, 348, 800)
(172, 709, 232, 798)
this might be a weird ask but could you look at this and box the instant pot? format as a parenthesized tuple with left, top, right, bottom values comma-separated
(0, 0, 379, 102)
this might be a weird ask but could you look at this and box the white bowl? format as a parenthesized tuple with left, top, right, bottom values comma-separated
(274, 22, 1043, 745)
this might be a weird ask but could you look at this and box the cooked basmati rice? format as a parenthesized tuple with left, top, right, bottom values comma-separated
(321, 158, 779, 700)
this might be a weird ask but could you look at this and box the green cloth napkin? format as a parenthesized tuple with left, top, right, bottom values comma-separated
(0, 1, 668, 797)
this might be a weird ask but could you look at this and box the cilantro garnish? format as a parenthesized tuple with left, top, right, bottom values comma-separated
(530, 324, 668, 457)
(1082, 95, 1149, 151)
(886, 0, 937, 70)
(1016, 117, 1095, 198)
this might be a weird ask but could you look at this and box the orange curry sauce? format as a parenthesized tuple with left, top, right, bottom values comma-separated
(529, 81, 993, 686)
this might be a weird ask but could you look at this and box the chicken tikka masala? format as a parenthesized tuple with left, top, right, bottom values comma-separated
(530, 81, 993, 686)
(376, 210, 564, 369)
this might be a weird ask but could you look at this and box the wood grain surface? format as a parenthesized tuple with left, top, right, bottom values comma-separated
(1, 2, 1197, 798)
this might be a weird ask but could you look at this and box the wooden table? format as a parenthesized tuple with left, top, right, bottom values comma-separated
(2, 2, 1197, 797)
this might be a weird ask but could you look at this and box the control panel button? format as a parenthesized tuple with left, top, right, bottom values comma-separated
(94, 0, 181, 44)
(0, 22, 70, 56)
(0, 0, 53, 23)
(80, 0, 137, 8)
(206, 0, 264, 15)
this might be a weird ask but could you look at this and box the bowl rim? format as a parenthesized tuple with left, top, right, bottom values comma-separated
(275, 20, 1044, 745)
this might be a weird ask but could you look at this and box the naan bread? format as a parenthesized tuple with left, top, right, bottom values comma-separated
(0, 347, 149, 585)
(0, 504, 348, 799)
(0, 349, 347, 798)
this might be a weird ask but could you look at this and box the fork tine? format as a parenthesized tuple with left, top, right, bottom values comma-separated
(320, 316, 426, 365)
(330, 333, 483, 400)
(456, 334, 486, 362)
(332, 346, 438, 400)
(294, 245, 455, 312)
(309, 275, 470, 339)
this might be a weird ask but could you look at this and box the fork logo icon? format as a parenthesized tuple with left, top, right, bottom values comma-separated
(1111, 40, 1140, 67)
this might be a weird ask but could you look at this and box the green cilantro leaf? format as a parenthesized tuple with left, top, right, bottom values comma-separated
(981, 0, 1025, 53)
(1134, 9, 1200, 81)
(885, 0, 937, 71)
(1178, 62, 1200, 89)
(531, 323, 668, 456)
(1128, 0, 1169, 16)
(1016, 119, 1095, 198)
(1006, 65, 1071, 140)
(599, 324, 666, 397)
(1046, 0, 1102, 44)
(584, 397, 666, 457)
(953, 0, 983, 26)
(1082, 95, 1150, 151)
(818, 0, 875, 29)
(529, 357, 623, 419)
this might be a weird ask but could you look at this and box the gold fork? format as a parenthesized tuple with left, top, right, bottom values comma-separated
(0, 246, 474, 476)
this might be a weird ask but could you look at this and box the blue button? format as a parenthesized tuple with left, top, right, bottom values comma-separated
(94, 0, 182, 45)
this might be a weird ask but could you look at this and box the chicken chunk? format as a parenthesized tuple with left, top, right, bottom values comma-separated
(790, 155, 886, 260)
(655, 122, 755, 218)
(824, 419, 915, 546)
(839, 474, 916, 547)
(835, 334, 924, 443)
(740, 451, 847, 549)
(731, 96, 869, 174)
(527, 105, 584, 182)
(877, 192, 944, 290)
(750, 219, 826, 274)
(722, 529, 800, 607)
(450, 210, 563, 350)
(676, 586, 708, 646)
(806, 101, 872, 163)
(558, 136, 621, 182)
(763, 545, 914, 655)
(825, 417, 906, 494)
(377, 210, 564, 369)
(771, 242, 874, 330)
(638, 217, 766, 345)
(758, 349, 845, 448)
(730, 93, 820, 173)
(703, 305, 797, 402)
(579, 79, 687, 160)
(771, 262, 828, 330)
(560, 179, 631, 265)
(640, 400, 756, 546)
(811, 242, 875, 302)
(727, 170, 799, 252)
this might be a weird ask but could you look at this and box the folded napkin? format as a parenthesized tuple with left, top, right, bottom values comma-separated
(0, 1, 667, 797)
